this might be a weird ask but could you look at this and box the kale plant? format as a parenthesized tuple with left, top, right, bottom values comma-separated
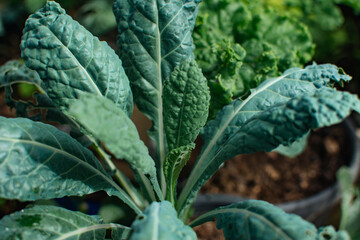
(0, 1, 359, 239)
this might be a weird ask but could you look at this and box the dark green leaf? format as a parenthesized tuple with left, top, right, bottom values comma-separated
(177, 64, 357, 215)
(0, 117, 141, 214)
(113, 0, 200, 174)
(163, 60, 210, 150)
(194, 0, 315, 116)
(130, 201, 196, 240)
(0, 205, 131, 240)
(190, 200, 348, 240)
(21, 1, 133, 116)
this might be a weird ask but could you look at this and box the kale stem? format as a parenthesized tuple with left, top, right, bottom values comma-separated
(93, 142, 147, 210)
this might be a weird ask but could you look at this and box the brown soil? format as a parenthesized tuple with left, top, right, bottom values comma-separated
(199, 123, 350, 203)
(193, 221, 225, 240)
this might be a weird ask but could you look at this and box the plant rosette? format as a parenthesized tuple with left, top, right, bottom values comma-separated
(0, 1, 359, 240)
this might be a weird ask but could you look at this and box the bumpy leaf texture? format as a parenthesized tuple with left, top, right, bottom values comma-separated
(163, 59, 210, 150)
(194, 0, 314, 117)
(0, 60, 89, 146)
(190, 200, 349, 240)
(113, 0, 200, 123)
(0, 117, 141, 214)
(0, 205, 131, 240)
(130, 201, 196, 240)
(21, 1, 133, 116)
(164, 144, 194, 202)
(113, 0, 201, 181)
(177, 64, 360, 214)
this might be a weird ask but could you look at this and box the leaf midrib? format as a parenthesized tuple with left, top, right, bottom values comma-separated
(46, 17, 103, 96)
(0, 137, 118, 193)
(190, 208, 294, 240)
(55, 223, 130, 240)
(178, 69, 307, 210)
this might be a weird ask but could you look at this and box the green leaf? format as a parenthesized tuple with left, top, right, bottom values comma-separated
(194, 0, 315, 116)
(68, 94, 163, 201)
(20, 1, 133, 116)
(0, 116, 141, 214)
(0, 60, 91, 146)
(177, 64, 357, 215)
(24, 0, 46, 13)
(0, 60, 43, 88)
(338, 167, 360, 239)
(113, 0, 201, 177)
(334, 0, 360, 14)
(164, 144, 194, 203)
(0, 205, 131, 240)
(274, 132, 309, 158)
(78, 0, 116, 36)
(190, 200, 348, 240)
(130, 201, 196, 240)
(317, 226, 350, 240)
(163, 60, 210, 150)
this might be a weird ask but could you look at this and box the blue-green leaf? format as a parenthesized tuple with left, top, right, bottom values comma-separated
(163, 59, 210, 150)
(177, 64, 358, 214)
(0, 117, 141, 214)
(21, 1, 133, 116)
(68, 94, 163, 201)
(0, 205, 131, 240)
(190, 200, 348, 240)
(130, 201, 196, 240)
(113, 0, 200, 175)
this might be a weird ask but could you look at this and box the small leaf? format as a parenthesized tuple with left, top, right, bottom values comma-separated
(113, 0, 200, 124)
(68, 94, 163, 200)
(0, 205, 131, 240)
(164, 144, 194, 203)
(190, 200, 348, 240)
(130, 201, 196, 240)
(163, 60, 210, 150)
(0, 117, 141, 214)
(21, 1, 133, 116)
